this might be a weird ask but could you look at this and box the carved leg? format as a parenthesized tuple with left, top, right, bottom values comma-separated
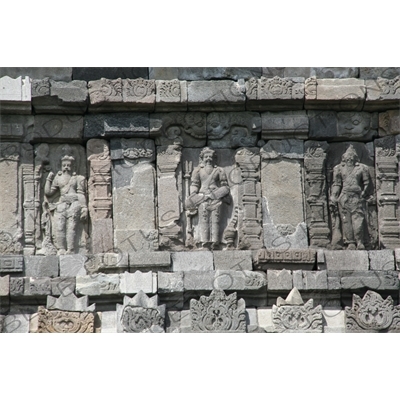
(199, 202, 210, 244)
(66, 203, 81, 254)
(352, 211, 366, 250)
(55, 212, 67, 254)
(210, 206, 220, 246)
(340, 207, 356, 249)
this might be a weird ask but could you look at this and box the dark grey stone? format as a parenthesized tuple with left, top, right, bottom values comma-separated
(33, 114, 83, 143)
(284, 67, 359, 79)
(359, 67, 400, 79)
(24, 256, 59, 278)
(261, 111, 309, 139)
(0, 67, 72, 81)
(0, 115, 34, 142)
(51, 277, 76, 296)
(72, 67, 148, 81)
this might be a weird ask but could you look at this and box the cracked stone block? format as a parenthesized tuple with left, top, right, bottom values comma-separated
(51, 277, 76, 297)
(171, 251, 213, 272)
(119, 271, 156, 294)
(213, 250, 252, 271)
(267, 270, 292, 290)
(129, 251, 171, 271)
(59, 254, 87, 277)
(25, 277, 51, 296)
(368, 250, 395, 271)
(324, 250, 369, 271)
(24, 256, 59, 278)
(76, 274, 120, 296)
(158, 272, 184, 293)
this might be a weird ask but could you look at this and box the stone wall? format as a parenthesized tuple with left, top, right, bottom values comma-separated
(1, 67, 400, 333)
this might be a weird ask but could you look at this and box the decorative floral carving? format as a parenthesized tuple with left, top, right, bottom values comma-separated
(0, 230, 23, 255)
(124, 78, 155, 100)
(190, 289, 246, 332)
(377, 76, 400, 96)
(260, 76, 293, 98)
(158, 79, 181, 98)
(88, 78, 122, 104)
(305, 77, 317, 99)
(32, 78, 50, 96)
(345, 290, 400, 332)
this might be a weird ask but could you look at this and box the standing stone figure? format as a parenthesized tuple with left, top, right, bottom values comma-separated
(330, 145, 373, 250)
(185, 147, 230, 249)
(43, 154, 88, 255)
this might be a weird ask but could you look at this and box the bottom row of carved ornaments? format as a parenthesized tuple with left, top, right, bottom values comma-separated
(33, 289, 400, 333)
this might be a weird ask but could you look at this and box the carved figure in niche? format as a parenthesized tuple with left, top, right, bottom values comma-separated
(43, 153, 88, 255)
(185, 147, 230, 249)
(330, 145, 374, 250)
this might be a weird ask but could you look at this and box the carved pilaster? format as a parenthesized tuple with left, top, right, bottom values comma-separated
(375, 136, 400, 248)
(304, 141, 330, 248)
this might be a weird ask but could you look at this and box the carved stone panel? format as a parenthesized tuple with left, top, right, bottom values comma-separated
(345, 290, 400, 332)
(190, 289, 246, 333)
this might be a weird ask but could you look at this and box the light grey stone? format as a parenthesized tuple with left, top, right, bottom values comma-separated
(284, 67, 358, 79)
(171, 251, 214, 271)
(293, 270, 304, 290)
(128, 251, 170, 271)
(267, 269, 292, 290)
(3, 313, 30, 333)
(261, 68, 286, 77)
(101, 311, 117, 333)
(379, 110, 400, 136)
(0, 67, 72, 81)
(183, 271, 215, 290)
(115, 230, 159, 253)
(10, 277, 25, 296)
(395, 248, 400, 270)
(59, 254, 87, 277)
(122, 78, 155, 111)
(246, 308, 258, 326)
(155, 79, 187, 111)
(25, 277, 51, 296)
(324, 250, 369, 271)
(323, 309, 345, 333)
(0, 114, 34, 142)
(263, 222, 309, 250)
(188, 80, 246, 112)
(0, 76, 31, 114)
(213, 250, 252, 271)
(51, 277, 76, 296)
(213, 270, 267, 291)
(158, 271, 184, 293)
(24, 255, 59, 278)
(257, 308, 274, 332)
(261, 139, 304, 159)
(341, 270, 399, 291)
(76, 273, 120, 296)
(33, 115, 83, 143)
(0, 255, 24, 273)
(368, 250, 395, 271)
(327, 271, 341, 290)
(255, 248, 316, 271)
(47, 292, 95, 312)
(303, 270, 328, 290)
(261, 111, 309, 139)
(119, 271, 156, 294)
(0, 275, 9, 296)
(365, 76, 400, 111)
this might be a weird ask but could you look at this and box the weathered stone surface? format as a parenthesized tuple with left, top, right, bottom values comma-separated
(33, 114, 84, 143)
(171, 251, 213, 271)
(207, 112, 261, 148)
(122, 78, 155, 110)
(379, 110, 400, 137)
(292, 270, 304, 289)
(365, 76, 400, 111)
(10, 277, 25, 296)
(59, 254, 87, 277)
(0, 275, 9, 296)
(0, 255, 24, 272)
(323, 250, 369, 270)
(246, 76, 304, 111)
(359, 68, 400, 79)
(283, 67, 359, 79)
(302, 270, 328, 290)
(267, 269, 292, 290)
(150, 67, 261, 81)
(368, 250, 395, 270)
(0, 67, 72, 81)
(84, 113, 150, 139)
(129, 251, 170, 270)
(3, 313, 31, 333)
(327, 271, 341, 290)
(213, 250, 252, 271)
(76, 273, 120, 296)
(158, 271, 184, 293)
(190, 289, 246, 332)
(37, 306, 95, 333)
(257, 308, 274, 332)
(73, 67, 148, 81)
(155, 79, 187, 111)
(345, 290, 400, 332)
(255, 248, 316, 270)
(188, 80, 246, 112)
(116, 291, 165, 333)
(24, 255, 59, 278)
(119, 271, 156, 294)
(150, 112, 206, 147)
(183, 271, 215, 290)
(305, 78, 366, 111)
(261, 139, 304, 159)
(100, 311, 117, 333)
(261, 111, 309, 139)
(340, 270, 399, 290)
(84, 253, 129, 274)
(323, 309, 345, 333)
(47, 292, 95, 312)
(213, 270, 267, 291)
(272, 288, 323, 333)
(32, 79, 88, 113)
(51, 277, 75, 296)
(25, 277, 52, 296)
(395, 248, 400, 270)
(115, 230, 159, 253)
(0, 115, 34, 142)
(0, 76, 31, 114)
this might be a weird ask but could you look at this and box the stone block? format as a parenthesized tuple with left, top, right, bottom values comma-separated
(267, 269, 292, 290)
(305, 78, 366, 111)
(262, 222, 309, 250)
(171, 251, 214, 272)
(25, 277, 52, 296)
(0, 115, 34, 142)
(101, 311, 117, 333)
(284, 67, 358, 79)
(0, 67, 72, 81)
(303, 270, 328, 290)
(51, 277, 76, 296)
(293, 270, 304, 290)
(0, 76, 31, 114)
(3, 313, 30, 333)
(150, 112, 206, 147)
(10, 277, 25, 296)
(395, 248, 400, 270)
(155, 79, 187, 111)
(73, 67, 148, 81)
(84, 112, 150, 139)
(246, 308, 258, 326)
(183, 271, 215, 290)
(115, 230, 159, 253)
(188, 80, 246, 112)
(150, 67, 261, 81)
(32, 79, 88, 113)
(0, 255, 24, 273)
(324, 250, 369, 271)
(213, 270, 267, 291)
(59, 254, 87, 277)
(260, 139, 304, 159)
(365, 77, 400, 111)
(85, 252, 129, 273)
(257, 308, 274, 332)
(213, 250, 252, 271)
(261, 111, 309, 139)
(327, 271, 341, 290)
(359, 68, 400, 79)
(33, 114, 84, 143)
(122, 78, 155, 110)
(379, 110, 400, 136)
(76, 273, 120, 296)
(323, 309, 345, 333)
(0, 275, 9, 296)
(255, 248, 316, 270)
(47, 292, 95, 312)
(129, 251, 171, 271)
(368, 250, 395, 271)
(158, 272, 184, 293)
(340, 270, 399, 290)
(24, 256, 59, 278)
(119, 271, 156, 294)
